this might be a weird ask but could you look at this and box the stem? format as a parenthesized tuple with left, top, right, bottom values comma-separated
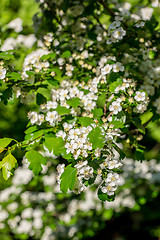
(93, 14, 108, 33)
(98, 0, 115, 16)
(1, 135, 44, 152)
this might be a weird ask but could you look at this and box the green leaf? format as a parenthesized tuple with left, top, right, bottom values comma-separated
(40, 53, 56, 61)
(25, 129, 44, 141)
(79, 117, 94, 127)
(44, 136, 65, 154)
(8, 72, 22, 80)
(134, 148, 145, 161)
(56, 105, 70, 115)
(66, 97, 81, 108)
(88, 127, 105, 149)
(110, 111, 126, 128)
(1, 88, 13, 105)
(98, 188, 115, 201)
(132, 117, 145, 134)
(26, 71, 35, 76)
(25, 126, 38, 134)
(92, 108, 103, 119)
(25, 150, 47, 175)
(97, 92, 107, 109)
(0, 153, 17, 180)
(60, 50, 71, 58)
(110, 121, 124, 128)
(0, 52, 14, 60)
(109, 78, 122, 92)
(36, 93, 47, 105)
(0, 138, 13, 153)
(60, 164, 77, 193)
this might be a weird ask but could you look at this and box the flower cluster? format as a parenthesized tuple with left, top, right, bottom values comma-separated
(57, 124, 93, 159)
(0, 63, 6, 80)
(107, 16, 126, 45)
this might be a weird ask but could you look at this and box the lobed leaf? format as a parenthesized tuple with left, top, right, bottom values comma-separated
(88, 127, 105, 149)
(25, 150, 47, 175)
(0, 138, 13, 153)
(60, 164, 77, 193)
(0, 153, 17, 180)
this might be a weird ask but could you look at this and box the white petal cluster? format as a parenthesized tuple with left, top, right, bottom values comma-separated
(140, 7, 153, 21)
(109, 101, 122, 115)
(56, 163, 65, 184)
(22, 49, 49, 80)
(7, 18, 23, 33)
(134, 91, 149, 113)
(0, 66, 6, 80)
(134, 91, 146, 102)
(107, 17, 126, 44)
(153, 97, 160, 114)
(62, 125, 93, 160)
(101, 172, 120, 196)
(71, 160, 94, 194)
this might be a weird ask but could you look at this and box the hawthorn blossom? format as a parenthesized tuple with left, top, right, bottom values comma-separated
(109, 101, 122, 114)
(0, 67, 6, 79)
(111, 27, 126, 40)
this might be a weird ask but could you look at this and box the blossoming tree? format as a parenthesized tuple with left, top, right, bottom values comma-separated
(0, 0, 160, 204)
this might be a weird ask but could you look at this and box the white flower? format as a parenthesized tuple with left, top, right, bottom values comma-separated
(13, 86, 21, 98)
(135, 21, 145, 28)
(56, 130, 66, 140)
(134, 91, 146, 101)
(107, 160, 122, 169)
(153, 97, 160, 114)
(1, 37, 16, 51)
(109, 21, 121, 29)
(46, 101, 58, 110)
(0, 210, 9, 221)
(78, 165, 93, 180)
(16, 220, 32, 234)
(75, 160, 88, 169)
(0, 67, 6, 79)
(73, 179, 85, 194)
(109, 101, 122, 114)
(101, 64, 112, 75)
(43, 174, 56, 186)
(101, 185, 117, 195)
(105, 172, 119, 185)
(57, 164, 65, 174)
(73, 149, 81, 159)
(81, 50, 88, 59)
(140, 7, 153, 21)
(33, 218, 43, 229)
(7, 202, 18, 212)
(12, 167, 32, 185)
(37, 114, 44, 125)
(63, 122, 74, 131)
(28, 111, 38, 125)
(112, 62, 124, 72)
(94, 148, 101, 158)
(21, 208, 33, 219)
(69, 87, 79, 98)
(111, 27, 126, 40)
(7, 18, 23, 32)
(135, 103, 148, 113)
(57, 57, 65, 66)
(45, 111, 59, 124)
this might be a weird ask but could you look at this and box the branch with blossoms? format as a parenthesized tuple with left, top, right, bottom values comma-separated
(0, 0, 160, 201)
